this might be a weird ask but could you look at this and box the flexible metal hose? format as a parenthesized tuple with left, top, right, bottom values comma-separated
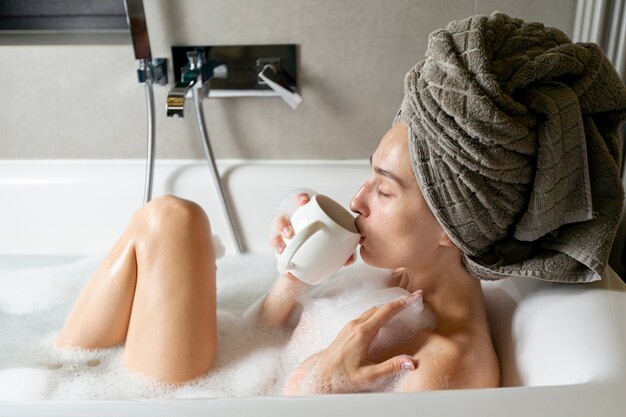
(143, 79, 156, 205)
(192, 88, 245, 253)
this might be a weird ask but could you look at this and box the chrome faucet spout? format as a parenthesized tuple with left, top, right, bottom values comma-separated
(166, 80, 197, 118)
(166, 50, 227, 118)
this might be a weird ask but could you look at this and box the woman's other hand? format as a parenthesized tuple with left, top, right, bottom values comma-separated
(284, 293, 419, 395)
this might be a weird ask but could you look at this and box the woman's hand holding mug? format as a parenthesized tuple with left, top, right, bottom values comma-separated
(271, 191, 314, 283)
(260, 190, 359, 327)
(270, 191, 359, 285)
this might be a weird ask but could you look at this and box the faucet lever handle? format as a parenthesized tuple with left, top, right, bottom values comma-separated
(258, 63, 302, 109)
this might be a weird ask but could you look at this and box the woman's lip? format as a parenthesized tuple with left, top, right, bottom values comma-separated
(359, 236, 365, 244)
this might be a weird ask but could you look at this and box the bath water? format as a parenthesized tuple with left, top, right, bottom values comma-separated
(0, 249, 433, 400)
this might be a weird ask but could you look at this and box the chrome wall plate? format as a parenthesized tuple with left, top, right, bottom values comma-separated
(171, 44, 297, 98)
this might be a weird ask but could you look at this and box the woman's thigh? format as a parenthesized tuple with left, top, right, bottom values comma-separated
(57, 195, 218, 383)
(121, 195, 218, 383)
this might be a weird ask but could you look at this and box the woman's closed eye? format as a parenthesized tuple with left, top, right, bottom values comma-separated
(376, 187, 392, 198)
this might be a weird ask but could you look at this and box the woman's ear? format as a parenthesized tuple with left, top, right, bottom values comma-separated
(438, 230, 456, 248)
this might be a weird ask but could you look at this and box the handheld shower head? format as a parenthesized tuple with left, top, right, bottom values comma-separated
(123, 0, 152, 60)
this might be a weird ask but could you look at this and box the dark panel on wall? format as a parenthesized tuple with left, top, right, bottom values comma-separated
(0, 0, 128, 30)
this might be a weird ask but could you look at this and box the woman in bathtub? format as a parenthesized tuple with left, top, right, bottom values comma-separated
(56, 12, 626, 393)
(56, 121, 499, 392)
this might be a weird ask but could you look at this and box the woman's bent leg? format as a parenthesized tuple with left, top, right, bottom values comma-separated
(56, 195, 217, 383)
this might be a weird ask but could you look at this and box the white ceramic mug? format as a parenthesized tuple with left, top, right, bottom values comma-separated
(278, 194, 360, 285)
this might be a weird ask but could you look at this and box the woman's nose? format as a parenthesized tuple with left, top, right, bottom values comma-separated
(350, 184, 368, 216)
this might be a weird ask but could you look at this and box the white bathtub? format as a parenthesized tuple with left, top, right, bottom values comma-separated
(0, 159, 625, 417)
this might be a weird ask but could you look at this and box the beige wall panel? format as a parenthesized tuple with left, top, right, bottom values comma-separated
(1, 0, 582, 159)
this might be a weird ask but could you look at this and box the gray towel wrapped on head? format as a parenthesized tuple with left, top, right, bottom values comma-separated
(395, 12, 626, 283)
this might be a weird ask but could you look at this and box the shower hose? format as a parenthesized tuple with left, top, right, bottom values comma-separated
(141, 81, 244, 252)
(142, 79, 156, 205)
(192, 88, 246, 253)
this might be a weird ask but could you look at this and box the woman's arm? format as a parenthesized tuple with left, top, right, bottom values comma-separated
(259, 251, 356, 328)
(259, 273, 307, 327)
(259, 192, 311, 327)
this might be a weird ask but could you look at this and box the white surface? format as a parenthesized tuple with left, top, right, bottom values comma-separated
(0, 159, 367, 254)
(0, 159, 625, 417)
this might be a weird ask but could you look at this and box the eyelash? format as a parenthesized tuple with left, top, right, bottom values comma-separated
(376, 188, 391, 198)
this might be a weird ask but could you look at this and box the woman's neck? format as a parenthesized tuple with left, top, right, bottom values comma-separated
(400, 253, 486, 334)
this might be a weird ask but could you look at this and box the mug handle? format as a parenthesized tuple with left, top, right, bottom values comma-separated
(279, 220, 324, 269)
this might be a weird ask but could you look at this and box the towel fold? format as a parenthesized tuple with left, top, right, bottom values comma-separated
(395, 12, 626, 282)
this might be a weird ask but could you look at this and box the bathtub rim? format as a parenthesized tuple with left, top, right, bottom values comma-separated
(0, 380, 624, 417)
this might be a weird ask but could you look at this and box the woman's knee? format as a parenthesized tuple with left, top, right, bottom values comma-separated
(131, 195, 217, 277)
(135, 195, 211, 235)
(138, 195, 210, 228)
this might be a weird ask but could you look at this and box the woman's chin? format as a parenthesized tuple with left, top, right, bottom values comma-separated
(359, 246, 381, 268)
(359, 246, 400, 270)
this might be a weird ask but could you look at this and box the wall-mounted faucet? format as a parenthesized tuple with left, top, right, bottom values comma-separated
(166, 51, 200, 118)
(167, 44, 300, 113)
(166, 49, 227, 118)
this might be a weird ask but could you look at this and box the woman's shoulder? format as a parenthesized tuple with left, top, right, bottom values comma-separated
(398, 329, 500, 391)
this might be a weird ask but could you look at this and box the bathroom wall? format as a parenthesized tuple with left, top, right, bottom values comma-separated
(0, 0, 578, 160)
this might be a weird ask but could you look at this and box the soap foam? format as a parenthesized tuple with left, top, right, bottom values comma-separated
(0, 254, 98, 315)
(0, 249, 434, 400)
(0, 368, 52, 400)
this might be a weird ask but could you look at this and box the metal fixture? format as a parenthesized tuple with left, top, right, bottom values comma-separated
(170, 45, 298, 100)
(257, 61, 302, 109)
(191, 88, 246, 254)
(166, 49, 227, 118)
(123, 0, 168, 205)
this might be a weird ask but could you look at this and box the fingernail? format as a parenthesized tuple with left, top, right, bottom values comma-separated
(402, 361, 415, 371)
(299, 194, 310, 202)
(281, 225, 292, 236)
(277, 242, 286, 253)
